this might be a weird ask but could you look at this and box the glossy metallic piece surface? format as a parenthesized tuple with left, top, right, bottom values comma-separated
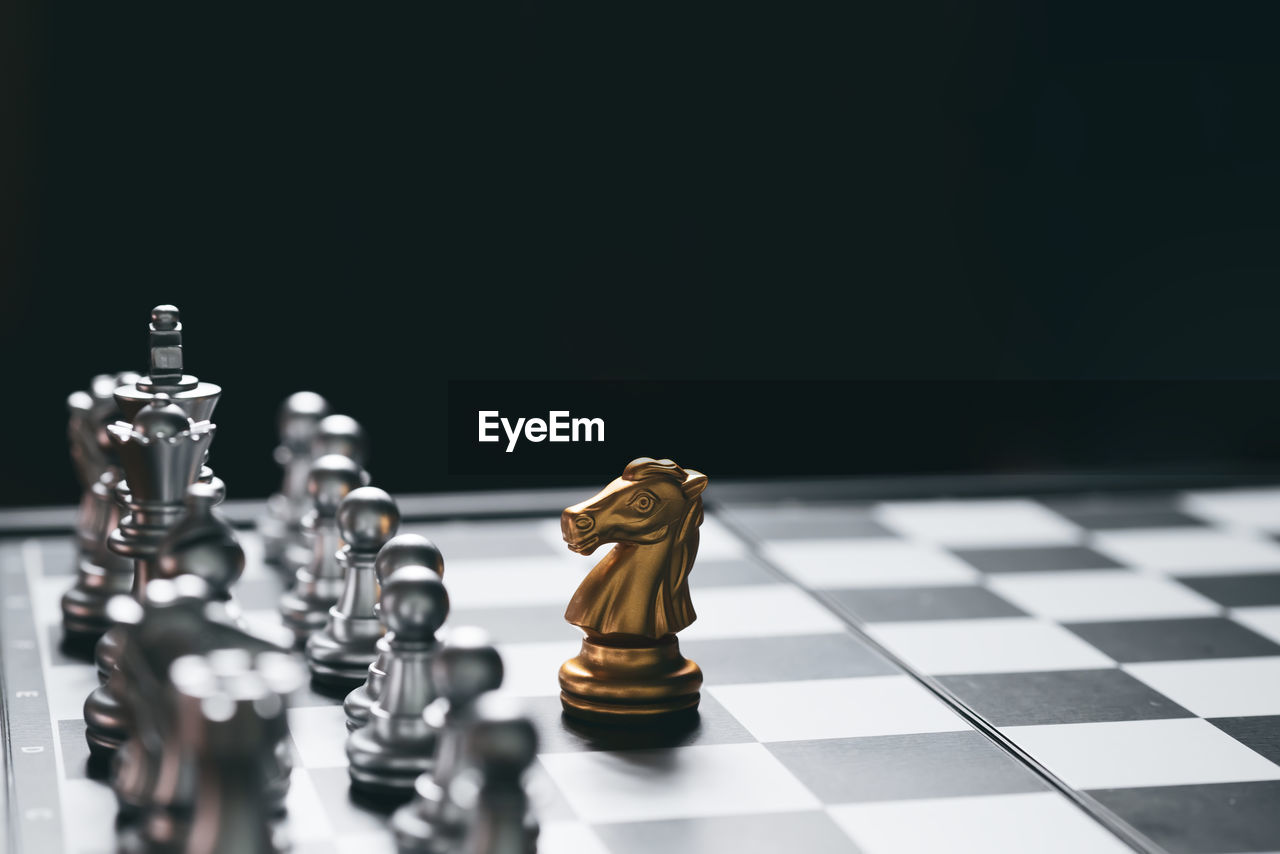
(558, 457, 707, 721)
(346, 565, 448, 797)
(306, 487, 400, 688)
(345, 534, 445, 731)
(279, 455, 367, 644)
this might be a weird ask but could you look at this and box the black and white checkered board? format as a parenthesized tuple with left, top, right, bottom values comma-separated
(721, 487, 1280, 854)
(3, 485, 1279, 854)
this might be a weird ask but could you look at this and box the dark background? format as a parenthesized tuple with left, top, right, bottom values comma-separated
(2, 3, 1279, 506)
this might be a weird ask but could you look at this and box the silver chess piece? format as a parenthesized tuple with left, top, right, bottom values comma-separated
(114, 484, 250, 819)
(93, 305, 221, 678)
(345, 533, 445, 731)
(280, 413, 369, 572)
(84, 397, 215, 760)
(157, 650, 303, 854)
(114, 305, 222, 422)
(61, 370, 141, 647)
(307, 486, 401, 688)
(347, 565, 449, 798)
(457, 695, 539, 854)
(314, 413, 368, 464)
(391, 628, 504, 853)
(279, 455, 367, 645)
(259, 392, 330, 567)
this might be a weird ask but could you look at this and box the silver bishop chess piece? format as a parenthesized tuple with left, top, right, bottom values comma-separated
(61, 370, 140, 649)
(307, 486, 401, 688)
(279, 454, 367, 644)
(259, 392, 330, 567)
(345, 533, 445, 731)
(392, 627, 504, 853)
(347, 564, 449, 798)
(84, 397, 216, 760)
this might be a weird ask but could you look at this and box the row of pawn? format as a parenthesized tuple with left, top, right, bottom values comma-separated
(281, 469, 540, 853)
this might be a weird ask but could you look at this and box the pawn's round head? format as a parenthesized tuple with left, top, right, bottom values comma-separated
(373, 533, 444, 583)
(314, 414, 367, 464)
(337, 487, 400, 553)
(433, 626, 503, 704)
(185, 480, 223, 513)
(307, 454, 365, 517)
(150, 305, 180, 330)
(464, 694, 538, 774)
(279, 392, 330, 445)
(380, 566, 449, 640)
(133, 396, 191, 440)
(158, 530, 245, 592)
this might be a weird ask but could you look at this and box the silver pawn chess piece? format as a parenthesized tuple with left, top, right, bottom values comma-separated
(279, 455, 366, 645)
(281, 413, 369, 572)
(391, 627, 504, 853)
(94, 305, 221, 678)
(457, 695, 539, 854)
(259, 392, 330, 566)
(85, 397, 215, 759)
(345, 534, 445, 731)
(315, 413, 368, 464)
(307, 486, 401, 688)
(155, 480, 246, 619)
(347, 565, 449, 798)
(158, 650, 303, 854)
(61, 371, 140, 647)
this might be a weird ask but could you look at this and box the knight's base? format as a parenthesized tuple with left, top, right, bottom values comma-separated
(558, 634, 702, 723)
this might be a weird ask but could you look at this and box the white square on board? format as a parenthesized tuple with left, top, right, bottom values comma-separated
(1000, 718, 1280, 790)
(761, 538, 980, 589)
(287, 705, 351, 768)
(865, 618, 1115, 675)
(441, 556, 586, 609)
(1092, 529, 1280, 575)
(494, 640, 583, 698)
(1183, 488, 1280, 533)
(537, 822, 611, 854)
(43, 664, 102, 722)
(538, 743, 820, 823)
(987, 570, 1220, 622)
(709, 675, 965, 743)
(1232, 606, 1280, 646)
(828, 792, 1132, 854)
(681, 585, 846, 640)
(872, 499, 1080, 547)
(1124, 656, 1280, 718)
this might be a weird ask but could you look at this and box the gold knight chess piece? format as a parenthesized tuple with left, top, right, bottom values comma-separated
(558, 458, 707, 722)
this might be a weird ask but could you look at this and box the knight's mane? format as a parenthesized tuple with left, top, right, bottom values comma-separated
(622, 457, 688, 483)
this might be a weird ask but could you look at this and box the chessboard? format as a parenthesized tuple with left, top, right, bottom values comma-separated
(4, 480, 1280, 854)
